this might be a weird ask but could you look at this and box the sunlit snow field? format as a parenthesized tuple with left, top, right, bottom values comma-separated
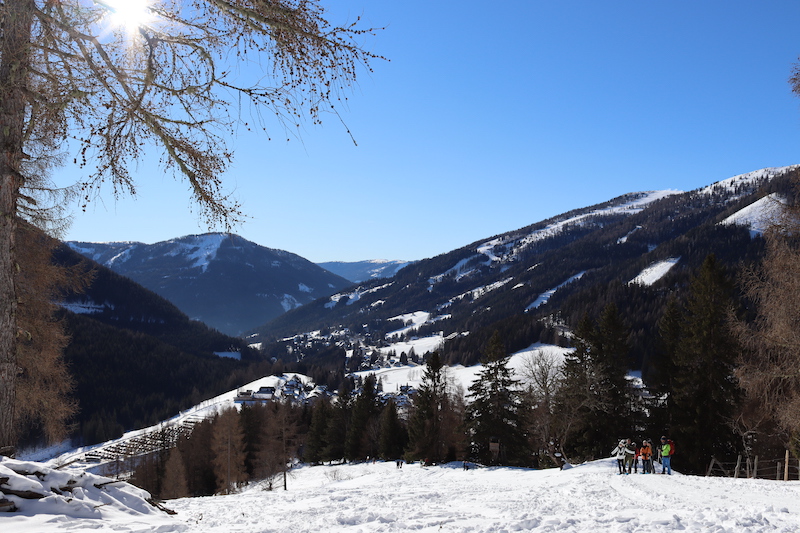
(7, 456, 800, 532)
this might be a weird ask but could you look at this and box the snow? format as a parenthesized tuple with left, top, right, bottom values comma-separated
(720, 193, 785, 237)
(628, 257, 681, 287)
(427, 191, 679, 292)
(428, 254, 486, 287)
(297, 283, 313, 293)
(14, 342, 800, 532)
(364, 342, 572, 394)
(58, 300, 107, 315)
(165, 233, 227, 273)
(525, 271, 586, 311)
(280, 294, 302, 312)
(325, 283, 393, 309)
(386, 311, 431, 338)
(376, 334, 444, 360)
(697, 166, 799, 198)
(10, 456, 800, 532)
(2, 456, 181, 532)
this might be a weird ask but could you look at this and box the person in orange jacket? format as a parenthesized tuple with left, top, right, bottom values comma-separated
(639, 439, 653, 474)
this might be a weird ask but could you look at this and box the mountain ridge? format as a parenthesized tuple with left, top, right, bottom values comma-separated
(67, 233, 353, 336)
(249, 166, 798, 376)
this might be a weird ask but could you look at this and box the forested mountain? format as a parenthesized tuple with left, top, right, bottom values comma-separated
(250, 166, 797, 379)
(47, 245, 268, 447)
(67, 233, 352, 336)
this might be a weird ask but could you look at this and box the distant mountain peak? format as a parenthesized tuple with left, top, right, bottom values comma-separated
(318, 259, 411, 283)
(67, 233, 352, 336)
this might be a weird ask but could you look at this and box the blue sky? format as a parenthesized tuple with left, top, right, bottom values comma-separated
(61, 1, 800, 263)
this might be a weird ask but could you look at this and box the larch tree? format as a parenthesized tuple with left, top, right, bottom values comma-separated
(211, 406, 247, 494)
(0, 0, 382, 452)
(735, 176, 800, 447)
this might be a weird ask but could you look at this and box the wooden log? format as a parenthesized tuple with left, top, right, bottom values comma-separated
(0, 486, 45, 499)
(0, 497, 16, 512)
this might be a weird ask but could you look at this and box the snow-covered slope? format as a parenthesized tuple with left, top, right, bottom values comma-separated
(721, 193, 786, 237)
(629, 257, 681, 286)
(9, 455, 800, 532)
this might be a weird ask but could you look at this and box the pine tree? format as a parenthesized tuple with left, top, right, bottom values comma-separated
(406, 352, 448, 463)
(378, 400, 407, 460)
(305, 399, 331, 464)
(595, 303, 633, 439)
(670, 254, 741, 473)
(557, 305, 633, 459)
(345, 374, 378, 461)
(322, 385, 352, 463)
(465, 332, 528, 466)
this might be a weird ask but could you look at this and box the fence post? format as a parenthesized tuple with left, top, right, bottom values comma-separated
(706, 457, 715, 476)
(785, 450, 790, 481)
(777, 462, 782, 481)
(753, 456, 759, 479)
(734, 455, 742, 479)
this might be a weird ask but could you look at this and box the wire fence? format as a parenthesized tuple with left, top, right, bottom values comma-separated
(706, 452, 800, 480)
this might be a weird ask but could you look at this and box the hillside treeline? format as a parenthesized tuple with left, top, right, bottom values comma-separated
(134, 251, 774, 502)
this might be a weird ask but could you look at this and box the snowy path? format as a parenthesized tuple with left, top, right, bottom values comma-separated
(167, 459, 800, 533)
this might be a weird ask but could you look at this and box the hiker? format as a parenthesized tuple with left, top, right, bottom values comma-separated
(640, 440, 653, 474)
(660, 436, 672, 475)
(623, 439, 637, 474)
(633, 443, 641, 473)
(611, 439, 626, 474)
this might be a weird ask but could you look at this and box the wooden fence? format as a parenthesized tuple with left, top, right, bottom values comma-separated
(706, 451, 799, 480)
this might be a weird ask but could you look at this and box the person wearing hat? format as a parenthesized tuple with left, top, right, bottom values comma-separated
(660, 436, 672, 474)
(611, 439, 626, 474)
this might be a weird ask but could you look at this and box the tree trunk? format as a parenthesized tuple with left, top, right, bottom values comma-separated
(0, 0, 34, 453)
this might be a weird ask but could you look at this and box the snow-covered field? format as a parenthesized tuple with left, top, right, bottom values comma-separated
(7, 456, 800, 532)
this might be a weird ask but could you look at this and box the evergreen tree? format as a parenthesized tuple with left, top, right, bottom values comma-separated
(465, 332, 528, 465)
(305, 399, 332, 464)
(345, 374, 378, 461)
(670, 254, 742, 473)
(406, 352, 448, 463)
(322, 385, 352, 462)
(378, 400, 407, 460)
(557, 305, 633, 459)
(595, 303, 634, 438)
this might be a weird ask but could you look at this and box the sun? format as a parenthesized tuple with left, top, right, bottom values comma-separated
(103, 0, 154, 35)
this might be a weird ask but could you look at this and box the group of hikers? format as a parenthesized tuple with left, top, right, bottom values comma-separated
(611, 436, 674, 475)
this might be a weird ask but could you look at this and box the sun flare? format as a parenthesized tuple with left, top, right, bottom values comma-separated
(103, 0, 154, 35)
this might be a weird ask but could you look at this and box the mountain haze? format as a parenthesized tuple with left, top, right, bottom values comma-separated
(67, 233, 352, 336)
(317, 259, 412, 283)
